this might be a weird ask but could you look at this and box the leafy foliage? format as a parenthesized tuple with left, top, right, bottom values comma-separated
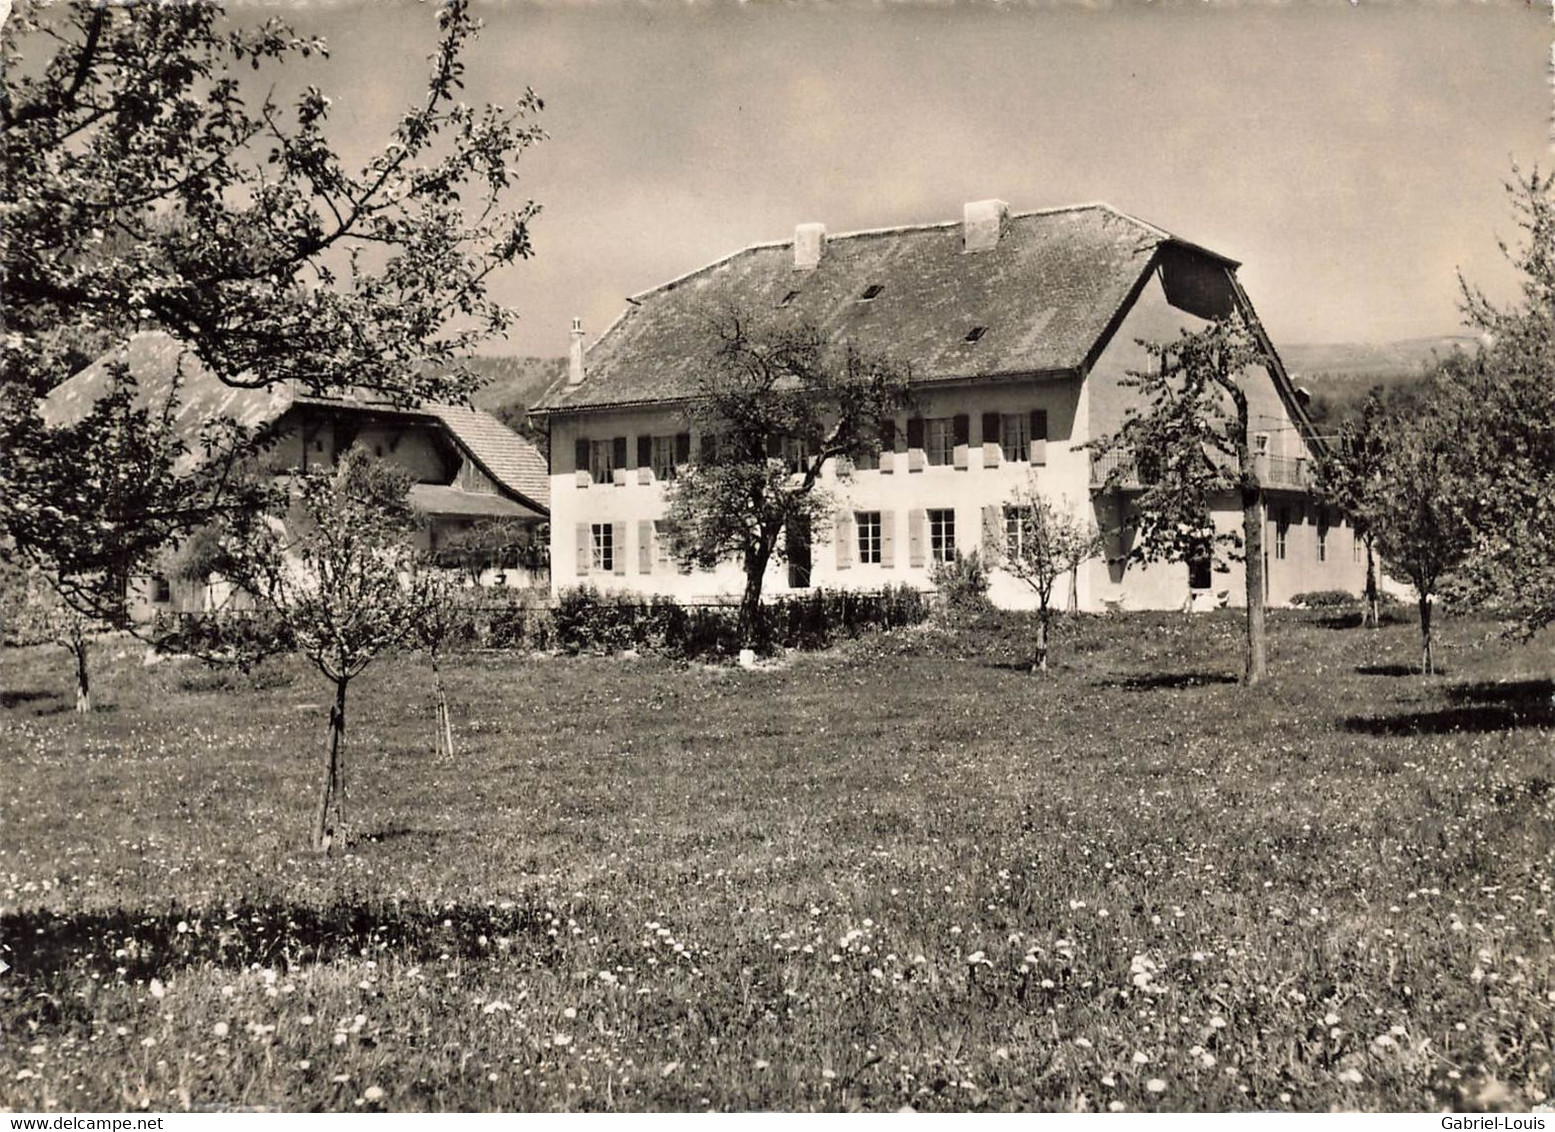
(986, 484, 1103, 670)
(214, 449, 432, 849)
(1440, 167, 1555, 639)
(928, 550, 993, 620)
(1092, 314, 1271, 682)
(1312, 392, 1393, 627)
(660, 311, 912, 645)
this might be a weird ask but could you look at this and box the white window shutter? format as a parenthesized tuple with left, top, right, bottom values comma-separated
(835, 512, 854, 570)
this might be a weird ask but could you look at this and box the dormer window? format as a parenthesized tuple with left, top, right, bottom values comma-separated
(965, 326, 987, 343)
(859, 284, 884, 301)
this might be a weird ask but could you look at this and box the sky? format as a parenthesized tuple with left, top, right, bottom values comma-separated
(253, 0, 1549, 356)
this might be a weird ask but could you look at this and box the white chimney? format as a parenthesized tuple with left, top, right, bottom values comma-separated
(794, 223, 826, 271)
(963, 199, 1010, 253)
(567, 317, 585, 386)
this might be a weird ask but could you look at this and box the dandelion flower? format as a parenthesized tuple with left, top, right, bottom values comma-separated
(212, 1022, 229, 1039)
(552, 1034, 571, 1047)
(563, 1007, 577, 1020)
(149, 979, 166, 999)
(364, 1086, 384, 1102)
(1132, 1051, 1150, 1065)
(1109, 1101, 1126, 1112)
(822, 1069, 837, 1080)
(1146, 1078, 1166, 1093)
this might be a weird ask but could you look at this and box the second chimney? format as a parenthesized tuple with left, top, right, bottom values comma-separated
(963, 199, 1010, 253)
(567, 317, 585, 386)
(794, 223, 826, 271)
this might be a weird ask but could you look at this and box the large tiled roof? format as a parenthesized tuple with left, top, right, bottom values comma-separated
(43, 331, 549, 511)
(535, 203, 1236, 414)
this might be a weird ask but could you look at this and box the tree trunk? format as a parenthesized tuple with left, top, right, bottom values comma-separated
(1068, 566, 1079, 614)
(1364, 538, 1380, 629)
(1241, 486, 1268, 686)
(71, 634, 91, 714)
(1034, 604, 1050, 674)
(312, 677, 348, 853)
(431, 657, 454, 757)
(1418, 593, 1435, 676)
(738, 545, 773, 650)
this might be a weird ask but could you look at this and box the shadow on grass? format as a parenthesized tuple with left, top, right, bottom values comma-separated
(1096, 672, 1239, 691)
(1344, 679, 1555, 735)
(2, 900, 567, 1008)
(1356, 664, 1433, 678)
(0, 689, 60, 710)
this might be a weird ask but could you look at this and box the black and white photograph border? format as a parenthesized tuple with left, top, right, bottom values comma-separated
(2, 0, 1553, 1115)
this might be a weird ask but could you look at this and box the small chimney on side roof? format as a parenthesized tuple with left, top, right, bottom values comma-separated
(794, 223, 826, 271)
(567, 317, 585, 386)
(963, 199, 1010, 253)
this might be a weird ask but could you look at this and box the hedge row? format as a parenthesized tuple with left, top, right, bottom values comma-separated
(156, 585, 932, 663)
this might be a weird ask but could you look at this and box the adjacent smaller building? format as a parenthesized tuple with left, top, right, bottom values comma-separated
(43, 331, 550, 620)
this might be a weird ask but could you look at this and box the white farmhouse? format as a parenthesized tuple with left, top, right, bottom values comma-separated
(532, 201, 1364, 610)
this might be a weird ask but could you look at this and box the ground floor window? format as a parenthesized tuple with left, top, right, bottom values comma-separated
(929, 508, 956, 563)
(1275, 506, 1289, 560)
(1003, 505, 1025, 557)
(152, 575, 171, 603)
(1188, 556, 1212, 591)
(856, 511, 882, 564)
(1317, 518, 1329, 563)
(591, 523, 614, 573)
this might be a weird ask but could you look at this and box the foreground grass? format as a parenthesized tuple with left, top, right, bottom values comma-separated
(1, 611, 1552, 1112)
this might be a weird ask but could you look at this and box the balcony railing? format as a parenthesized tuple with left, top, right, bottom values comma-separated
(1089, 450, 1312, 490)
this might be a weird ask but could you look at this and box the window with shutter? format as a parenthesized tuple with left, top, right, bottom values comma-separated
(981, 412, 1002, 466)
(576, 523, 592, 575)
(1000, 413, 1030, 463)
(612, 522, 628, 575)
(928, 509, 957, 563)
(835, 512, 855, 569)
(880, 511, 897, 568)
(855, 511, 881, 565)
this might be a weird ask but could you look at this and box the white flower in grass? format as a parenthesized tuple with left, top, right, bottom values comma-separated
(1339, 1068, 1364, 1084)
(1109, 1101, 1126, 1112)
(1146, 1079, 1166, 1094)
(552, 1034, 571, 1047)
(1132, 1051, 1150, 1065)
(363, 1086, 384, 1102)
(149, 979, 166, 999)
(212, 1022, 229, 1039)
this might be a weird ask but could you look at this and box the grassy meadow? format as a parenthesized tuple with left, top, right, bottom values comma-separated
(1, 609, 1552, 1112)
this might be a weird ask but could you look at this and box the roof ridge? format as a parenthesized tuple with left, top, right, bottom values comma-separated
(621, 202, 1163, 309)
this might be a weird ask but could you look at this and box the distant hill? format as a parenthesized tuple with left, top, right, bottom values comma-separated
(1278, 335, 1480, 385)
(1277, 335, 1480, 424)
(462, 356, 565, 416)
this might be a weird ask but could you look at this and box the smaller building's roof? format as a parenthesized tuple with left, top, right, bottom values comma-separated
(427, 404, 549, 512)
(408, 484, 544, 521)
(43, 332, 549, 514)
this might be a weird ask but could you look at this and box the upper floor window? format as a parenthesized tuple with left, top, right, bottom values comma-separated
(1000, 413, 1031, 463)
(856, 511, 882, 565)
(589, 439, 617, 484)
(651, 435, 679, 481)
(928, 508, 956, 563)
(925, 418, 955, 466)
